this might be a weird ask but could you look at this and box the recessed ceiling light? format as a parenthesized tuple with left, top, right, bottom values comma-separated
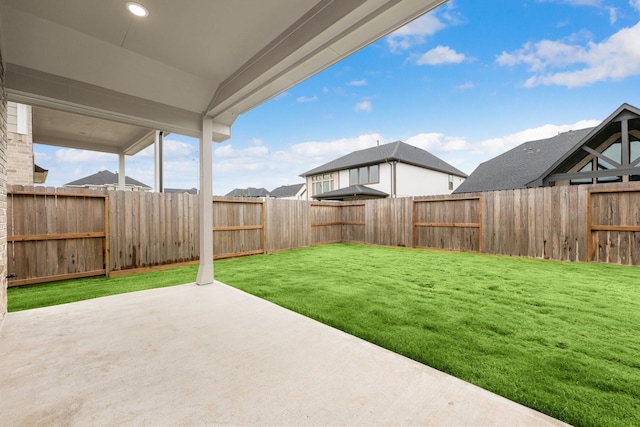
(126, 2, 149, 17)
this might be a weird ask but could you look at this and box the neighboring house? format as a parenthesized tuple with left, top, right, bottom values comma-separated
(300, 140, 467, 200)
(6, 101, 48, 185)
(225, 187, 270, 198)
(455, 103, 640, 193)
(269, 183, 306, 200)
(64, 170, 151, 192)
(165, 187, 198, 195)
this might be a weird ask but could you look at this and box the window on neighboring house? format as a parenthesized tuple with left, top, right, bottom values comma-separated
(369, 164, 379, 183)
(349, 164, 379, 185)
(448, 175, 454, 191)
(311, 173, 335, 195)
(349, 169, 358, 186)
(570, 161, 594, 185)
(631, 138, 640, 181)
(597, 140, 622, 183)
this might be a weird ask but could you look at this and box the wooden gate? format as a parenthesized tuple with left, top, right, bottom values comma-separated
(7, 189, 108, 287)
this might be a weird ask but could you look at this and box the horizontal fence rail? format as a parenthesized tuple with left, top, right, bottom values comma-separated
(7, 187, 108, 287)
(8, 181, 640, 286)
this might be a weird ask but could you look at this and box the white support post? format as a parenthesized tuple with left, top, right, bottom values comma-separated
(118, 152, 126, 190)
(154, 131, 164, 192)
(196, 117, 214, 285)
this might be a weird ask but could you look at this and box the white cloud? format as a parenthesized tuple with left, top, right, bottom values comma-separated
(631, 0, 640, 12)
(497, 22, 640, 87)
(415, 45, 467, 65)
(296, 95, 318, 103)
(386, 14, 445, 52)
(355, 99, 373, 112)
(214, 144, 269, 159)
(406, 133, 468, 152)
(456, 81, 475, 90)
(273, 91, 290, 101)
(287, 134, 388, 166)
(609, 7, 618, 24)
(405, 119, 600, 174)
(55, 148, 116, 163)
(347, 79, 367, 86)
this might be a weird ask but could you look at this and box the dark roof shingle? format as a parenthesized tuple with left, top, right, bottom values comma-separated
(269, 183, 305, 198)
(301, 141, 467, 178)
(314, 185, 388, 200)
(65, 170, 150, 188)
(454, 127, 594, 193)
(224, 187, 270, 197)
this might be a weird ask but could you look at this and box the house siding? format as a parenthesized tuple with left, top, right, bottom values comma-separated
(1, 44, 8, 319)
(310, 162, 464, 199)
(395, 163, 462, 197)
(6, 102, 34, 186)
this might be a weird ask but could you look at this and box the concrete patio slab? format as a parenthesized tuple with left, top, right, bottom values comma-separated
(0, 282, 569, 426)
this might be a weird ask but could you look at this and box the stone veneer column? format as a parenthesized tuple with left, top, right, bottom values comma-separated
(0, 44, 8, 320)
(6, 101, 34, 186)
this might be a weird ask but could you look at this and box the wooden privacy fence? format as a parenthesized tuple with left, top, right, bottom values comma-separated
(212, 198, 265, 259)
(588, 187, 640, 264)
(413, 196, 482, 252)
(7, 187, 108, 287)
(109, 190, 199, 272)
(7, 181, 640, 286)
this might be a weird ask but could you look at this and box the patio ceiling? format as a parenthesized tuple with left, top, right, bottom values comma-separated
(32, 107, 155, 155)
(0, 0, 447, 149)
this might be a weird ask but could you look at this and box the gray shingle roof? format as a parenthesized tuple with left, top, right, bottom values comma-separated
(453, 127, 594, 194)
(301, 141, 467, 178)
(164, 188, 198, 194)
(314, 185, 388, 200)
(224, 187, 270, 197)
(65, 170, 150, 188)
(269, 183, 305, 198)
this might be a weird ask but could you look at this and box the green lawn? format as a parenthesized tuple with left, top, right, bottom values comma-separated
(8, 243, 640, 426)
(8, 266, 197, 311)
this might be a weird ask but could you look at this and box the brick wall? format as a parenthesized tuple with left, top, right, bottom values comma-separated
(6, 101, 34, 186)
(1, 45, 8, 319)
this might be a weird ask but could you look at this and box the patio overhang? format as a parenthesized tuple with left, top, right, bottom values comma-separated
(0, 0, 448, 285)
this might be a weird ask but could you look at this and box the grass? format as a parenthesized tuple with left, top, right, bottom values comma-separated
(8, 243, 640, 426)
(8, 266, 197, 311)
(212, 243, 640, 427)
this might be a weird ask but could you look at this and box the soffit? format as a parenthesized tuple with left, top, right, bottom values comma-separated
(0, 0, 447, 149)
(32, 107, 155, 155)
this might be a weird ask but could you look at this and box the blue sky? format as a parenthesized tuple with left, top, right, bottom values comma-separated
(35, 0, 640, 195)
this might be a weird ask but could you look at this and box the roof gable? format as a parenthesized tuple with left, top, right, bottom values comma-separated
(533, 103, 640, 187)
(301, 141, 467, 178)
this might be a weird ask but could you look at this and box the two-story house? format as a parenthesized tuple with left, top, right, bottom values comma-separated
(301, 141, 467, 200)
